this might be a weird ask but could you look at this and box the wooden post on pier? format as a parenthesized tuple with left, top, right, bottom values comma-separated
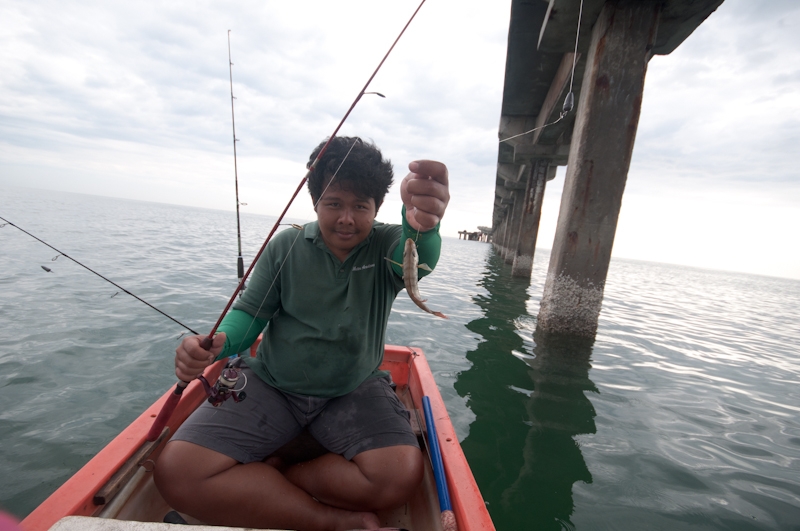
(537, 0, 660, 337)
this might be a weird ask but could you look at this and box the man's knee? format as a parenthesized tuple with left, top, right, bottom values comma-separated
(355, 445, 424, 509)
(154, 441, 237, 508)
(154, 442, 192, 507)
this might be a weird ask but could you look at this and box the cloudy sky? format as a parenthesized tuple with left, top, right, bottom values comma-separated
(1, 0, 798, 280)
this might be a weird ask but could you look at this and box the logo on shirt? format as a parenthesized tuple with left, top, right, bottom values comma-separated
(351, 263, 375, 272)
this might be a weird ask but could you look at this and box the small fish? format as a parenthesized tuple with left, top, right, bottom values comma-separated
(41, 266, 52, 273)
(388, 238, 447, 319)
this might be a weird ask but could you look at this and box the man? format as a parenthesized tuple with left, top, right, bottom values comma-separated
(155, 136, 449, 531)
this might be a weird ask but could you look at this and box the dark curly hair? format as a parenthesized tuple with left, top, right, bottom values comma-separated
(306, 136, 394, 211)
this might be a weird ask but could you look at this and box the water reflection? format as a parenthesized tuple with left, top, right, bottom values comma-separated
(456, 250, 598, 530)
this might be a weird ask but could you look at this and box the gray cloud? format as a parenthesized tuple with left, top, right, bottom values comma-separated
(0, 0, 797, 277)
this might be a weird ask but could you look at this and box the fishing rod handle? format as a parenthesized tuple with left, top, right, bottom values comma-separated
(145, 380, 188, 442)
(199, 335, 214, 351)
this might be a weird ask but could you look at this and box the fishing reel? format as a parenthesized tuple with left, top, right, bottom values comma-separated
(198, 358, 247, 407)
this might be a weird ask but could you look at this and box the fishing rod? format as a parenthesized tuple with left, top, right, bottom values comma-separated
(228, 30, 245, 288)
(423, 396, 457, 531)
(0, 215, 200, 335)
(145, 0, 428, 442)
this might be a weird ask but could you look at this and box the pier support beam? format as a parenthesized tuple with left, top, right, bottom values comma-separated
(497, 198, 514, 257)
(504, 189, 525, 264)
(511, 159, 552, 278)
(537, 0, 659, 337)
(493, 205, 509, 255)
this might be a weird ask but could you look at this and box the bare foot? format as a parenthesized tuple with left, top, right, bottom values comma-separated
(336, 510, 381, 531)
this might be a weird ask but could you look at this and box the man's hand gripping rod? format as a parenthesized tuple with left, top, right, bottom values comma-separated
(145, 0, 427, 442)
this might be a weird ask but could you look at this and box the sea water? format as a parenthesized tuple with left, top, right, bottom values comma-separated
(1, 187, 799, 530)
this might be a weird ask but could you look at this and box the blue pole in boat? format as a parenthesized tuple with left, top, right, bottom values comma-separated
(422, 396, 457, 531)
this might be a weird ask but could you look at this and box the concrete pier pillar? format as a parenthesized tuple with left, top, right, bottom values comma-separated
(501, 209, 514, 260)
(493, 208, 507, 255)
(511, 159, 551, 278)
(504, 189, 525, 264)
(498, 204, 513, 258)
(537, 0, 659, 337)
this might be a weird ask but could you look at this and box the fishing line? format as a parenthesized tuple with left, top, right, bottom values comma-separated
(0, 215, 200, 335)
(569, 0, 585, 95)
(229, 369, 248, 393)
(498, 0, 585, 144)
(498, 114, 567, 144)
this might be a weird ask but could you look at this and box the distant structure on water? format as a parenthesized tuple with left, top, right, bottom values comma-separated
(458, 226, 492, 242)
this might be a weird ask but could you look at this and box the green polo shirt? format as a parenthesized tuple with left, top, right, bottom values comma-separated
(215, 210, 440, 397)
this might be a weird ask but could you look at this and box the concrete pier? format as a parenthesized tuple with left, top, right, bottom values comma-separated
(537, 0, 659, 337)
(491, 0, 722, 339)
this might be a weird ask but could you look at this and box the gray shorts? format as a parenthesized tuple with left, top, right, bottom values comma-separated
(171, 368, 419, 463)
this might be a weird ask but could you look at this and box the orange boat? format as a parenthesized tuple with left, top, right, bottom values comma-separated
(22, 345, 495, 531)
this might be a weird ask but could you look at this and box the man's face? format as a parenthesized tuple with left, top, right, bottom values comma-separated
(314, 182, 377, 262)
